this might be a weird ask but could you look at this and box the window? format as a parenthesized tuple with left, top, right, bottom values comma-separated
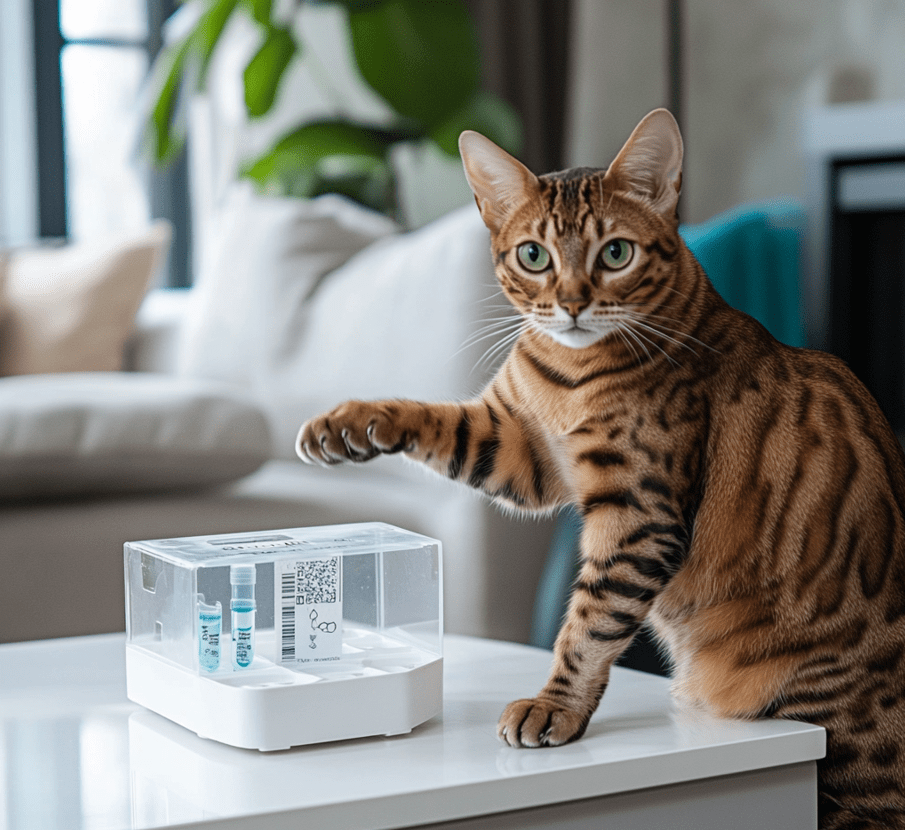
(33, 0, 190, 285)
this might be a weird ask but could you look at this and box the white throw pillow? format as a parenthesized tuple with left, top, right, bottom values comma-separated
(0, 222, 171, 376)
(262, 205, 500, 456)
(177, 185, 398, 389)
(0, 373, 272, 499)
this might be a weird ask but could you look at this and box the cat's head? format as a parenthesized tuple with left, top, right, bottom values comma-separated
(459, 109, 684, 350)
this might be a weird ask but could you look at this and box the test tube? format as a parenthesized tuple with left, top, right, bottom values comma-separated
(230, 564, 256, 669)
(196, 594, 222, 672)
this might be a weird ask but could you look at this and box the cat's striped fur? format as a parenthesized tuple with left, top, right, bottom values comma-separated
(298, 110, 905, 829)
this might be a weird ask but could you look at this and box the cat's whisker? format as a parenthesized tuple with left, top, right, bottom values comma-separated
(455, 327, 522, 358)
(463, 318, 525, 339)
(476, 326, 525, 369)
(453, 319, 525, 360)
(475, 320, 527, 362)
(474, 297, 512, 310)
(624, 322, 680, 368)
(461, 315, 525, 336)
(621, 309, 693, 340)
(655, 283, 696, 304)
(622, 305, 706, 339)
(623, 313, 720, 354)
(455, 323, 520, 355)
(622, 317, 699, 356)
(480, 288, 508, 298)
(613, 323, 644, 367)
(452, 326, 522, 359)
(619, 321, 655, 365)
(483, 337, 521, 366)
(642, 321, 720, 355)
(624, 305, 684, 325)
(462, 324, 521, 343)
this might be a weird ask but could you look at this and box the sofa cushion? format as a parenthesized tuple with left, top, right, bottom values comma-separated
(261, 205, 501, 456)
(0, 222, 171, 376)
(180, 193, 501, 459)
(0, 373, 271, 500)
(177, 185, 398, 390)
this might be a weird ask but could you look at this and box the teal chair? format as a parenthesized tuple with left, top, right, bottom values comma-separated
(530, 201, 806, 670)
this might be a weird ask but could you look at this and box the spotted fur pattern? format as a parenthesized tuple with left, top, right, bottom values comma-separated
(297, 110, 905, 829)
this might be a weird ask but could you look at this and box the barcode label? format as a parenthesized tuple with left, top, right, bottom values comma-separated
(275, 557, 343, 664)
(281, 572, 296, 661)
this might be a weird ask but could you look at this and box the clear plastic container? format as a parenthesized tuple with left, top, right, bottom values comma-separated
(124, 522, 443, 750)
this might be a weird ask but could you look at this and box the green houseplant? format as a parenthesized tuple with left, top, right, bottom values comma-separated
(146, 0, 522, 220)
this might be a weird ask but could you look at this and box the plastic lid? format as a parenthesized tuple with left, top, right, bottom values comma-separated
(230, 564, 256, 585)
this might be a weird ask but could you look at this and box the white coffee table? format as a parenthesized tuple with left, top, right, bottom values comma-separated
(0, 633, 824, 829)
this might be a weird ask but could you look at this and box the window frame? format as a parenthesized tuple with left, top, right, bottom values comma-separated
(32, 0, 191, 286)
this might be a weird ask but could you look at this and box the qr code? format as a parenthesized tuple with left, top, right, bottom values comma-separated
(295, 557, 340, 604)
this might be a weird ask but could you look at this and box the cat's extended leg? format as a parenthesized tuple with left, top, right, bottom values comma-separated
(297, 397, 569, 513)
(498, 457, 689, 747)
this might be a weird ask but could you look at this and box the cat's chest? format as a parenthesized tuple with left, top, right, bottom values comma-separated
(527, 382, 638, 441)
(511, 346, 670, 435)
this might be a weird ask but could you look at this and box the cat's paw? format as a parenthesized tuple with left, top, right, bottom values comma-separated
(497, 698, 589, 748)
(296, 401, 414, 466)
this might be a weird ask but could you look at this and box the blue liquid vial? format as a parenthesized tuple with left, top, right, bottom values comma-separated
(230, 564, 256, 669)
(196, 595, 222, 672)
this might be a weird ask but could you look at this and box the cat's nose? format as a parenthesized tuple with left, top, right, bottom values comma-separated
(559, 297, 590, 319)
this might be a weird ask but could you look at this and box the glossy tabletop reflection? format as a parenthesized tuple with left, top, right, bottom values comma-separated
(0, 634, 824, 830)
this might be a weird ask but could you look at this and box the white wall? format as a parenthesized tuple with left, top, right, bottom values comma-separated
(566, 0, 668, 172)
(566, 0, 905, 225)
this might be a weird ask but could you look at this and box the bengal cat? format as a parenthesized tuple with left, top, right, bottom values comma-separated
(297, 109, 905, 830)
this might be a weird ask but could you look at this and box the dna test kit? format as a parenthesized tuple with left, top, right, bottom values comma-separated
(124, 523, 443, 751)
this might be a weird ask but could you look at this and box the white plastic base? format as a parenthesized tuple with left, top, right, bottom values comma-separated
(126, 645, 443, 751)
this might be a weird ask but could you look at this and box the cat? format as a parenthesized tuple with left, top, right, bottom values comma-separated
(297, 109, 905, 830)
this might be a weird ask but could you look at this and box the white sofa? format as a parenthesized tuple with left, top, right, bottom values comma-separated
(0, 195, 555, 645)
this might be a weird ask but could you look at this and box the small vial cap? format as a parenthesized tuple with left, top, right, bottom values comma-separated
(230, 564, 256, 585)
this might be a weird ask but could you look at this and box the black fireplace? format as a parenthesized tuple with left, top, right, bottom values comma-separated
(804, 102, 905, 437)
(828, 157, 905, 434)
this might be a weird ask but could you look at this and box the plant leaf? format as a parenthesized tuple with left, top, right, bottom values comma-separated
(147, 38, 193, 163)
(243, 26, 297, 117)
(195, 0, 241, 87)
(243, 0, 272, 24)
(430, 91, 523, 157)
(313, 0, 386, 11)
(243, 120, 391, 180)
(242, 120, 401, 213)
(145, 0, 242, 164)
(310, 157, 396, 215)
(348, 0, 480, 127)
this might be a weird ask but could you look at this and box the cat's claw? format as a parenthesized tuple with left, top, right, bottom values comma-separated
(296, 402, 410, 466)
(297, 419, 370, 466)
(497, 698, 589, 748)
(340, 428, 373, 462)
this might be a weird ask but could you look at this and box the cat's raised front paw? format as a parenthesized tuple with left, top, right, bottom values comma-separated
(296, 401, 413, 466)
(497, 697, 589, 748)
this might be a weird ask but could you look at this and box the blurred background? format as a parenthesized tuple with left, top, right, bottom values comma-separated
(1, 0, 904, 660)
(2, 3, 903, 245)
(4, 0, 904, 417)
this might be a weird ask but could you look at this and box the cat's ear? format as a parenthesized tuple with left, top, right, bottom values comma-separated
(459, 131, 540, 232)
(604, 109, 683, 220)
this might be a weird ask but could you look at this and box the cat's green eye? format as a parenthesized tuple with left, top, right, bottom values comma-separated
(516, 242, 551, 272)
(600, 239, 634, 270)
